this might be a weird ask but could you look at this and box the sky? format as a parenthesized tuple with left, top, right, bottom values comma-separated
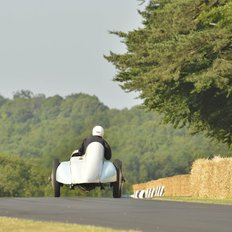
(0, 0, 146, 109)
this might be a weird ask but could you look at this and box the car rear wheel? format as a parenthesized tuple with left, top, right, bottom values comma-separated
(52, 158, 60, 197)
(113, 159, 123, 198)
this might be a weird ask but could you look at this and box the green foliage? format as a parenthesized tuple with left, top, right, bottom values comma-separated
(0, 153, 49, 197)
(105, 0, 232, 145)
(0, 92, 231, 197)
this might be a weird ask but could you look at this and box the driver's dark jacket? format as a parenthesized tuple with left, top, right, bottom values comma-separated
(78, 135, 112, 160)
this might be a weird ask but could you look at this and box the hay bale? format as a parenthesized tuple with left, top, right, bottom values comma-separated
(132, 174, 191, 197)
(191, 156, 232, 199)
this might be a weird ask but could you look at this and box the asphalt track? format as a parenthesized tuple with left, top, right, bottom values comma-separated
(0, 197, 232, 232)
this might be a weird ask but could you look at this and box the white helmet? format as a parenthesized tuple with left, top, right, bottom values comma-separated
(92, 125, 104, 137)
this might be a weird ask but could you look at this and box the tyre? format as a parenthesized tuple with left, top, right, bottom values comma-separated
(52, 158, 60, 197)
(113, 159, 123, 198)
(113, 159, 122, 170)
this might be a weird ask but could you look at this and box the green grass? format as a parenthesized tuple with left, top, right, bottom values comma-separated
(0, 217, 138, 232)
(152, 196, 232, 205)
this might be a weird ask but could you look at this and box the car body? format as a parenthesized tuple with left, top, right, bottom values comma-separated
(52, 142, 123, 198)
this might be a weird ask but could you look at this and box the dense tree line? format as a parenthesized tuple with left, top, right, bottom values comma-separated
(105, 0, 232, 145)
(0, 91, 231, 196)
(0, 153, 50, 197)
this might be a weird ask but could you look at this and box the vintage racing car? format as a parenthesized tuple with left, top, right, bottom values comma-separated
(51, 141, 123, 198)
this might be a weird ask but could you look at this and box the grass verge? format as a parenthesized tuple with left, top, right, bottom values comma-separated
(152, 196, 232, 205)
(0, 217, 138, 232)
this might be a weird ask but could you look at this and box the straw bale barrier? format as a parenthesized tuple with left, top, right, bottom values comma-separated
(191, 157, 232, 199)
(133, 156, 232, 199)
(133, 174, 191, 197)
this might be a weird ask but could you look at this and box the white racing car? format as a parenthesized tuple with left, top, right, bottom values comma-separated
(51, 142, 123, 198)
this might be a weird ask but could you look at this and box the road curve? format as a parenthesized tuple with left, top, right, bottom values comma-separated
(0, 197, 232, 232)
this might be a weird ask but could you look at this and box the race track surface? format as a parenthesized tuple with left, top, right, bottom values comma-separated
(0, 197, 232, 232)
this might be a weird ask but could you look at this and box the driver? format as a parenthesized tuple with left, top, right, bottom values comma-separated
(78, 125, 112, 160)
